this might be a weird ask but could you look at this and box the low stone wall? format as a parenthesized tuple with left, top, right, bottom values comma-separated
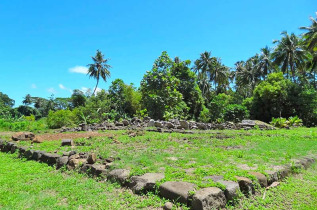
(60, 119, 275, 133)
(0, 139, 315, 210)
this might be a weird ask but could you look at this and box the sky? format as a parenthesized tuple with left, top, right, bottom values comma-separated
(0, 0, 316, 106)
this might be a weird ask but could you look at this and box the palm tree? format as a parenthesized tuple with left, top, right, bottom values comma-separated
(300, 12, 317, 51)
(258, 46, 274, 78)
(271, 31, 307, 81)
(87, 50, 111, 95)
(22, 94, 32, 105)
(211, 58, 230, 91)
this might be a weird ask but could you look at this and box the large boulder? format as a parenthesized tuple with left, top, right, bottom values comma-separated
(129, 173, 165, 194)
(108, 169, 130, 185)
(154, 121, 163, 128)
(191, 187, 226, 210)
(12, 132, 35, 141)
(148, 119, 155, 127)
(179, 120, 189, 130)
(122, 120, 130, 126)
(217, 180, 240, 201)
(159, 181, 196, 204)
(249, 171, 268, 187)
(235, 176, 254, 197)
(56, 156, 69, 169)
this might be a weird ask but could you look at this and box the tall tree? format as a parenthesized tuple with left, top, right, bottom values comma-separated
(87, 50, 111, 95)
(258, 46, 274, 78)
(22, 94, 32, 105)
(300, 13, 317, 51)
(271, 31, 307, 81)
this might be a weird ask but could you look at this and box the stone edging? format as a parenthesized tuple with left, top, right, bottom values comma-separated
(0, 139, 315, 210)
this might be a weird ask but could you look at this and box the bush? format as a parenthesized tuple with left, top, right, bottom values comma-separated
(270, 116, 303, 128)
(223, 104, 249, 122)
(47, 110, 77, 129)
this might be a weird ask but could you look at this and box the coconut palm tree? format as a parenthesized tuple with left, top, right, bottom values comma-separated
(258, 46, 274, 78)
(300, 13, 317, 51)
(211, 58, 230, 91)
(271, 31, 307, 81)
(87, 50, 111, 95)
(22, 94, 32, 105)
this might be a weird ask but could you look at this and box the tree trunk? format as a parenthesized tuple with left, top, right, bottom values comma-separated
(93, 79, 99, 95)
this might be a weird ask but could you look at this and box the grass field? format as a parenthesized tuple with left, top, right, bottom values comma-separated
(0, 152, 169, 210)
(12, 127, 317, 189)
(235, 163, 317, 209)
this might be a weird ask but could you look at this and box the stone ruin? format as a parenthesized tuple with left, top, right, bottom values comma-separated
(60, 118, 275, 133)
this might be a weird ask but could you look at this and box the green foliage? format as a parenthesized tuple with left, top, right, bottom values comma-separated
(47, 110, 77, 129)
(140, 52, 188, 120)
(198, 106, 210, 123)
(270, 116, 303, 128)
(223, 104, 249, 122)
(208, 93, 232, 122)
(0, 118, 47, 131)
(251, 73, 291, 122)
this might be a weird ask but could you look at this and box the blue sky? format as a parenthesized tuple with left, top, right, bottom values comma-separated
(0, 0, 316, 106)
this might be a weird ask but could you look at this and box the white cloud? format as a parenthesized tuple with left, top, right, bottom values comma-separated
(59, 84, 72, 93)
(81, 87, 102, 95)
(69, 66, 88, 74)
(31, 84, 37, 89)
(47, 88, 57, 94)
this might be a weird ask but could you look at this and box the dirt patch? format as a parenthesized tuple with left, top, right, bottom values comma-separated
(4, 131, 113, 142)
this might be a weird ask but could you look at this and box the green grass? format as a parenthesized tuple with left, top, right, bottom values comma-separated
(0, 152, 171, 210)
(14, 127, 317, 189)
(235, 163, 317, 209)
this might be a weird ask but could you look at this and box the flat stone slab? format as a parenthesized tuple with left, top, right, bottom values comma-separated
(159, 181, 196, 204)
(203, 175, 224, 182)
(129, 173, 165, 194)
(61, 139, 74, 146)
(191, 187, 226, 210)
(217, 180, 240, 201)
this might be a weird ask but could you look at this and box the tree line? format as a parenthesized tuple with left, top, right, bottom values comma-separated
(0, 13, 316, 127)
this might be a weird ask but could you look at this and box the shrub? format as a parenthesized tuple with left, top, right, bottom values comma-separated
(223, 104, 249, 122)
(270, 116, 303, 128)
(47, 110, 77, 129)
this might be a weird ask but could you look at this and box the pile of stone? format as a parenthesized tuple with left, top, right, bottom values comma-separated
(60, 119, 274, 133)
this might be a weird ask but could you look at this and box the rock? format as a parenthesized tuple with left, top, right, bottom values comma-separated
(69, 153, 80, 160)
(122, 120, 129, 126)
(179, 120, 189, 130)
(235, 176, 254, 196)
(115, 122, 124, 126)
(129, 173, 165, 194)
(266, 181, 280, 189)
(12, 132, 35, 141)
(191, 187, 226, 210)
(148, 119, 155, 127)
(31, 137, 43, 143)
(18, 146, 28, 157)
(154, 121, 163, 128)
(265, 170, 279, 185)
(4, 142, 15, 153)
(56, 156, 69, 169)
(10, 143, 18, 153)
(143, 116, 151, 123)
(32, 150, 44, 161)
(91, 164, 107, 177)
(163, 202, 173, 210)
(24, 149, 35, 159)
(108, 169, 130, 185)
(217, 180, 240, 201)
(87, 153, 97, 164)
(159, 181, 196, 204)
(61, 139, 74, 146)
(203, 175, 224, 182)
(197, 123, 207, 130)
(273, 165, 291, 179)
(67, 158, 87, 170)
(42, 153, 61, 165)
(240, 120, 256, 127)
(165, 122, 175, 129)
(249, 171, 268, 187)
(0, 140, 5, 151)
